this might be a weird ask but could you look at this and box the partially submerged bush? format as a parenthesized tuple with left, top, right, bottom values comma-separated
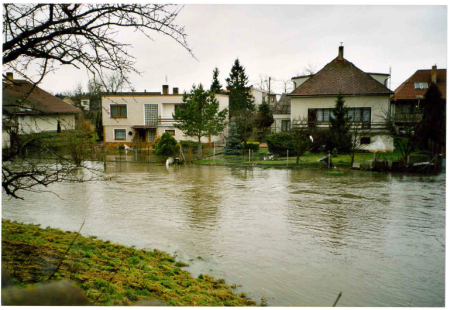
(154, 132, 179, 156)
(266, 132, 298, 157)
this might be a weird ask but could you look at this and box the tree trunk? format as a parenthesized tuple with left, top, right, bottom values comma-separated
(296, 155, 300, 164)
(197, 136, 202, 159)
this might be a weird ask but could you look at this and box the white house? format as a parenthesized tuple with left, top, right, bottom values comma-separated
(288, 46, 394, 152)
(101, 85, 229, 147)
(2, 73, 81, 135)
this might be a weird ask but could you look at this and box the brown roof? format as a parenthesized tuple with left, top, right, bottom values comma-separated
(273, 94, 291, 114)
(289, 57, 393, 97)
(392, 69, 446, 100)
(3, 80, 81, 115)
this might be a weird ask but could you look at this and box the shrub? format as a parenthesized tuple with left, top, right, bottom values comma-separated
(332, 148, 338, 157)
(154, 132, 179, 156)
(266, 132, 298, 157)
(242, 142, 259, 152)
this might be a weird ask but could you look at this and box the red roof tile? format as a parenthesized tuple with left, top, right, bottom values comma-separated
(3, 80, 81, 114)
(392, 69, 446, 100)
(289, 57, 393, 97)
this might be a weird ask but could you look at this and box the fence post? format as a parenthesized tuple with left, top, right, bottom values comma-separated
(147, 145, 149, 163)
(213, 142, 215, 165)
(328, 152, 331, 169)
(249, 149, 251, 164)
(287, 150, 289, 166)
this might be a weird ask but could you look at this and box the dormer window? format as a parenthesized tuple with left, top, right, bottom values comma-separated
(414, 82, 428, 89)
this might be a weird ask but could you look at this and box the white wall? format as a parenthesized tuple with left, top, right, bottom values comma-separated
(102, 94, 229, 144)
(272, 114, 290, 133)
(292, 76, 311, 89)
(290, 95, 390, 123)
(369, 74, 389, 87)
(18, 114, 76, 134)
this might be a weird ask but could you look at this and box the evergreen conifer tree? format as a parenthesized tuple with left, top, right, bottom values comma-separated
(419, 83, 446, 148)
(224, 122, 242, 155)
(256, 99, 274, 142)
(326, 92, 351, 152)
(210, 67, 222, 94)
(225, 59, 254, 117)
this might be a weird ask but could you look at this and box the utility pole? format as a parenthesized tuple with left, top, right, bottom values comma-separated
(268, 77, 271, 105)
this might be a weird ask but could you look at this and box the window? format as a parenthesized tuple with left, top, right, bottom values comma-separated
(317, 109, 323, 122)
(323, 109, 330, 122)
(148, 129, 156, 142)
(111, 105, 127, 118)
(360, 137, 371, 145)
(281, 120, 291, 132)
(165, 129, 176, 136)
(308, 107, 371, 125)
(114, 129, 126, 140)
(144, 104, 158, 125)
(414, 82, 428, 90)
(81, 100, 89, 106)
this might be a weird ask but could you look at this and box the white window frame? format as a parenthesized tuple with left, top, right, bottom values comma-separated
(113, 128, 127, 141)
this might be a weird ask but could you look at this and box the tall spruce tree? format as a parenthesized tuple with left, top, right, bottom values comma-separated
(210, 67, 223, 94)
(326, 92, 351, 153)
(226, 59, 254, 117)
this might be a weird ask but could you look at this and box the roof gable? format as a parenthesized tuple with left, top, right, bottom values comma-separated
(392, 69, 446, 100)
(289, 57, 393, 97)
(3, 80, 81, 115)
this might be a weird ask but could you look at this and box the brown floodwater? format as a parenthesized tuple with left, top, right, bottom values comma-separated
(2, 162, 445, 306)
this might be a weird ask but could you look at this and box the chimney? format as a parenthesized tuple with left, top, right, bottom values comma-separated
(6, 72, 13, 85)
(162, 85, 169, 95)
(431, 65, 437, 84)
(338, 46, 344, 61)
(173, 87, 179, 95)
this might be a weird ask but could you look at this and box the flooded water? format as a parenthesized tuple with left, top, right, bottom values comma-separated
(2, 163, 445, 306)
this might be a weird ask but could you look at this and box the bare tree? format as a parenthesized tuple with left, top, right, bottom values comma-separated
(348, 123, 371, 167)
(291, 118, 313, 164)
(2, 3, 194, 199)
(384, 111, 421, 164)
(302, 62, 318, 76)
(3, 4, 194, 86)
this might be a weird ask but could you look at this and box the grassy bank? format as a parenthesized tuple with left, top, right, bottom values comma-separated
(1, 219, 256, 306)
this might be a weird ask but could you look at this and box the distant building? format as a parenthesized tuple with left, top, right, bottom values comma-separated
(2, 72, 81, 135)
(101, 85, 229, 147)
(272, 94, 291, 133)
(288, 46, 394, 152)
(391, 65, 446, 126)
(249, 86, 277, 106)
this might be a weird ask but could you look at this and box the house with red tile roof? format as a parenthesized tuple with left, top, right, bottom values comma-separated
(391, 65, 446, 126)
(2, 72, 81, 135)
(288, 46, 394, 152)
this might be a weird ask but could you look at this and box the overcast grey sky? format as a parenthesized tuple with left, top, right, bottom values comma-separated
(22, 5, 447, 95)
